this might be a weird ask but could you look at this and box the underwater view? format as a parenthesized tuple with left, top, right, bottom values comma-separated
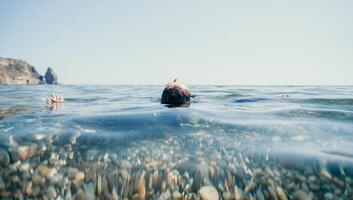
(0, 85, 352, 199)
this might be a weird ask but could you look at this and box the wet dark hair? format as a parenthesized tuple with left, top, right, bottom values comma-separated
(161, 87, 191, 106)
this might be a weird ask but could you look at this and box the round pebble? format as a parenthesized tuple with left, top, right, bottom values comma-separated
(199, 186, 219, 200)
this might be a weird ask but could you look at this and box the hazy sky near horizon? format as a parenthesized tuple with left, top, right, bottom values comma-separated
(0, 1, 353, 85)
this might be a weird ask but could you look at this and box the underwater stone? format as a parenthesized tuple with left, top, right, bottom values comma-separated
(276, 186, 288, 200)
(31, 134, 46, 141)
(120, 169, 130, 181)
(222, 192, 232, 200)
(37, 164, 50, 176)
(32, 174, 46, 185)
(172, 191, 182, 200)
(132, 170, 146, 199)
(84, 182, 95, 200)
(199, 186, 219, 200)
(18, 162, 30, 172)
(111, 187, 119, 200)
(292, 191, 312, 200)
(74, 189, 85, 200)
(75, 171, 85, 182)
(47, 186, 57, 199)
(13, 145, 36, 161)
(320, 169, 332, 180)
(255, 188, 265, 200)
(0, 149, 10, 166)
(97, 174, 102, 195)
(324, 192, 334, 200)
(25, 181, 33, 196)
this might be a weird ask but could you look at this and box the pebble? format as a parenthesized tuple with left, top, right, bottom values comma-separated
(172, 191, 182, 200)
(25, 181, 33, 196)
(74, 189, 85, 200)
(276, 186, 288, 200)
(32, 174, 46, 185)
(32, 134, 46, 141)
(234, 186, 243, 200)
(15, 145, 36, 161)
(133, 170, 146, 198)
(48, 173, 63, 184)
(65, 188, 73, 200)
(256, 188, 265, 200)
(0, 178, 5, 190)
(159, 190, 171, 200)
(84, 183, 95, 200)
(19, 162, 30, 172)
(199, 186, 219, 200)
(37, 164, 50, 176)
(85, 169, 96, 182)
(0, 149, 10, 166)
(323, 192, 334, 200)
(320, 169, 332, 180)
(222, 192, 232, 200)
(209, 165, 216, 178)
(47, 186, 57, 199)
(292, 191, 312, 200)
(267, 185, 278, 200)
(112, 187, 119, 200)
(32, 185, 41, 196)
(97, 174, 102, 194)
(120, 169, 129, 181)
(75, 171, 85, 182)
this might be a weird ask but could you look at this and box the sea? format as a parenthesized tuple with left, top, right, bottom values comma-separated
(0, 85, 352, 199)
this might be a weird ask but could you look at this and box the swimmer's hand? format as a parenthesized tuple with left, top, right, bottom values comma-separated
(46, 93, 64, 103)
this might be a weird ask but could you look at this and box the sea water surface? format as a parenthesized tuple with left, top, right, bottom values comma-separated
(0, 85, 353, 199)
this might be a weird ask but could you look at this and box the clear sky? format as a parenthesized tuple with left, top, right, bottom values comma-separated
(0, 1, 352, 85)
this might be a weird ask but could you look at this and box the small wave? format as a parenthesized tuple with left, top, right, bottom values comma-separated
(302, 98, 353, 106)
(222, 93, 245, 99)
(64, 97, 105, 103)
(233, 97, 267, 103)
(278, 108, 353, 121)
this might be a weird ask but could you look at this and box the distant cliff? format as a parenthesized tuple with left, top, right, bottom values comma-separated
(0, 57, 58, 85)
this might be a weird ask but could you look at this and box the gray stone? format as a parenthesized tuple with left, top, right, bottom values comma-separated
(83, 183, 95, 200)
(0, 149, 10, 166)
(199, 186, 219, 200)
(292, 191, 312, 200)
(47, 186, 57, 199)
(44, 67, 58, 84)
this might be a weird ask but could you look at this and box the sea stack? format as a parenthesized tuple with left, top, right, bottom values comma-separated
(44, 67, 58, 84)
(161, 79, 191, 106)
(0, 57, 42, 85)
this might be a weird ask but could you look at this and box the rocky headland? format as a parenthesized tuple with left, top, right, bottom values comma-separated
(0, 57, 58, 85)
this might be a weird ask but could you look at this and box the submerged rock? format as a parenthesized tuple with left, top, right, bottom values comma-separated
(132, 170, 146, 199)
(47, 186, 57, 199)
(11, 145, 36, 161)
(0, 149, 10, 166)
(292, 191, 312, 200)
(199, 186, 219, 200)
(276, 186, 288, 200)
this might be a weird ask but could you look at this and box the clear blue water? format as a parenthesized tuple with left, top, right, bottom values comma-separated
(0, 85, 353, 199)
(1, 85, 353, 160)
